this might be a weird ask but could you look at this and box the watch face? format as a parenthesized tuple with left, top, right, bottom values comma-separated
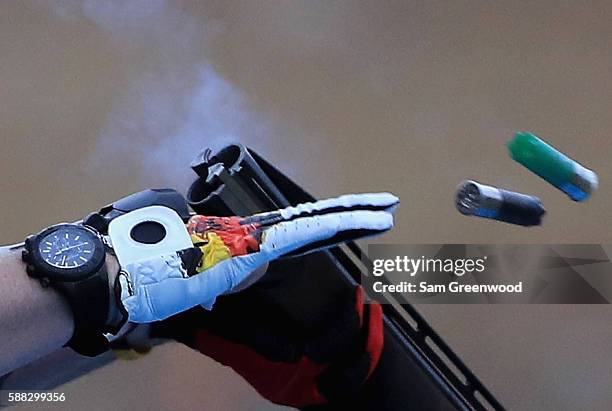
(38, 225, 99, 269)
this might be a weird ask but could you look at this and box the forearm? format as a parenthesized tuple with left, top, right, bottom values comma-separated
(0, 246, 73, 376)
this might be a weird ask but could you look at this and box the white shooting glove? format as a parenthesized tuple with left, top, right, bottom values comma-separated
(115, 193, 399, 323)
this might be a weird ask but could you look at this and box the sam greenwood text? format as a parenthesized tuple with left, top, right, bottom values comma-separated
(373, 281, 523, 294)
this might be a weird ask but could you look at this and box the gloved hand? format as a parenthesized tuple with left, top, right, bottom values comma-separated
(152, 283, 384, 408)
(144, 193, 398, 408)
(117, 193, 398, 324)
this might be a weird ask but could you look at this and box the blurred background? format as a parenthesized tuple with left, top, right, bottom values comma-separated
(1, 1, 611, 409)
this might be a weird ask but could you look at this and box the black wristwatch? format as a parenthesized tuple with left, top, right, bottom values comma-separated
(22, 223, 114, 356)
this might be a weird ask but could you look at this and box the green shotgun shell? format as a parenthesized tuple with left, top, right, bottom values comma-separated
(508, 132, 598, 201)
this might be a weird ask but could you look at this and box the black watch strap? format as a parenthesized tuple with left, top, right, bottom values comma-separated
(54, 266, 111, 357)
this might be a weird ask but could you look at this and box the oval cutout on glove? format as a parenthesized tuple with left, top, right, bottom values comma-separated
(130, 221, 166, 244)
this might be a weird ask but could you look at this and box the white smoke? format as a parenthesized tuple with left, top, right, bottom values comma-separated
(41, 0, 274, 188)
